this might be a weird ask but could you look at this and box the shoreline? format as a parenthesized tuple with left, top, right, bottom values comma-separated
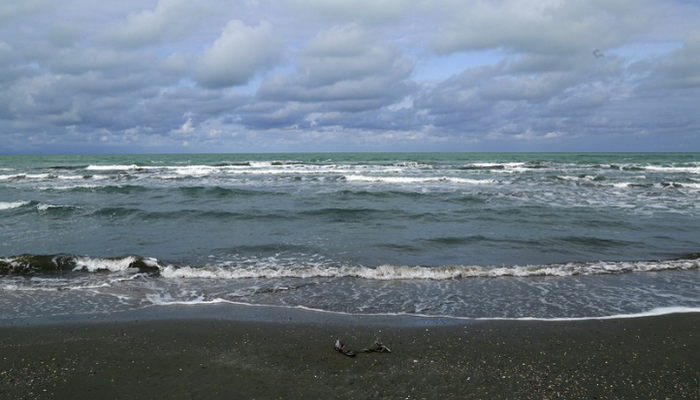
(0, 303, 472, 329)
(5, 302, 700, 328)
(2, 306, 700, 399)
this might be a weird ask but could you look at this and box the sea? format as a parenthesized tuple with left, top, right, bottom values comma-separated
(1, 153, 699, 322)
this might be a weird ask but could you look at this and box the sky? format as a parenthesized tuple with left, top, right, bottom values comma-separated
(1, 0, 699, 154)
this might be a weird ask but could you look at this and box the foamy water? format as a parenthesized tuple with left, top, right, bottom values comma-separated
(1, 153, 699, 321)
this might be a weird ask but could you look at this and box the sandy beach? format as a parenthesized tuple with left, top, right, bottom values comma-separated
(2, 306, 700, 399)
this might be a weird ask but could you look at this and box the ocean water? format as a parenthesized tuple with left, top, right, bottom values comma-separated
(1, 153, 699, 321)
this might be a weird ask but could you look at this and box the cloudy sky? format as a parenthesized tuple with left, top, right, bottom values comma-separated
(1, 0, 699, 154)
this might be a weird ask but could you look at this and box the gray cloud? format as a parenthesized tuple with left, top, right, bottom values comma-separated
(638, 31, 700, 91)
(0, 0, 698, 153)
(247, 24, 414, 129)
(102, 0, 209, 48)
(290, 0, 414, 25)
(0, 0, 52, 23)
(431, 0, 651, 56)
(196, 20, 284, 89)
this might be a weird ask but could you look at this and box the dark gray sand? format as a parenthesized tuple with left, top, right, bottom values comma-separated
(2, 307, 700, 399)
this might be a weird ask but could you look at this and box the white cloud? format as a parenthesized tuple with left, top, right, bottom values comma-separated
(175, 116, 195, 135)
(196, 20, 283, 88)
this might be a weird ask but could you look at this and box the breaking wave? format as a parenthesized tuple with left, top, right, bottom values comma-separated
(2, 253, 698, 279)
(0, 254, 160, 275)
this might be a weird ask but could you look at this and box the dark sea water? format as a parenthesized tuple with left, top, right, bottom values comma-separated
(1, 153, 699, 321)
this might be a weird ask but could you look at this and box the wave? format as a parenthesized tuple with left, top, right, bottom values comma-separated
(178, 186, 276, 198)
(493, 306, 700, 322)
(344, 175, 497, 185)
(36, 203, 81, 214)
(458, 163, 507, 171)
(48, 165, 89, 170)
(331, 189, 425, 200)
(299, 207, 389, 219)
(133, 297, 700, 322)
(0, 173, 57, 181)
(87, 207, 286, 221)
(0, 254, 160, 276)
(3, 254, 698, 279)
(645, 165, 700, 174)
(555, 174, 605, 182)
(5, 158, 699, 193)
(0, 200, 79, 214)
(82, 163, 352, 176)
(160, 258, 700, 280)
(53, 184, 151, 194)
(86, 164, 146, 171)
(0, 201, 30, 211)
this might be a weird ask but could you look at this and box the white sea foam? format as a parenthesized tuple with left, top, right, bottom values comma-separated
(1, 280, 113, 291)
(609, 182, 634, 188)
(158, 259, 700, 281)
(645, 165, 700, 174)
(476, 306, 700, 322)
(0, 173, 53, 180)
(142, 164, 361, 179)
(39, 184, 103, 191)
(37, 203, 60, 212)
(56, 175, 85, 180)
(0, 201, 29, 211)
(27, 173, 55, 179)
(344, 175, 496, 185)
(679, 182, 700, 190)
(168, 165, 219, 176)
(72, 256, 159, 272)
(145, 293, 224, 306)
(370, 306, 700, 322)
(134, 299, 700, 322)
(73, 256, 137, 272)
(86, 164, 143, 171)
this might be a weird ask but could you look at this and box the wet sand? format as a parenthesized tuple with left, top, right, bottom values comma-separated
(2, 307, 700, 399)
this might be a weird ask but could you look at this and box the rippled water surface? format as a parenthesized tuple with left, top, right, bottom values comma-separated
(1, 153, 699, 320)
